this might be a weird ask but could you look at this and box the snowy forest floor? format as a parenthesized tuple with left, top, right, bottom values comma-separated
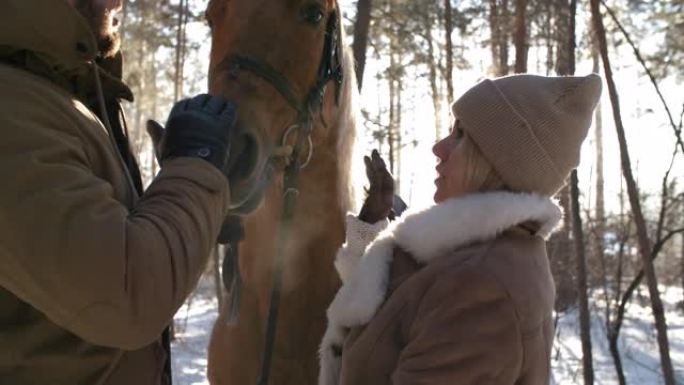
(171, 278, 684, 385)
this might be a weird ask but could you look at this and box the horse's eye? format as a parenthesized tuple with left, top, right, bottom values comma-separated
(301, 4, 325, 25)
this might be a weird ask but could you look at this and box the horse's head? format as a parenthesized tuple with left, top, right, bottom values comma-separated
(206, 0, 347, 214)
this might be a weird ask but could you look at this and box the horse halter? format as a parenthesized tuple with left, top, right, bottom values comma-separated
(214, 8, 345, 385)
(216, 8, 344, 168)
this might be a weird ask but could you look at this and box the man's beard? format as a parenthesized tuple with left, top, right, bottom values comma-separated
(75, 0, 121, 58)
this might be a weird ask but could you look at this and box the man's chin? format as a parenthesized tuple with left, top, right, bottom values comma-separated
(98, 33, 121, 59)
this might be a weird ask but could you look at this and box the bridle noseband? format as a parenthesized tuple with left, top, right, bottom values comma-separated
(214, 8, 345, 385)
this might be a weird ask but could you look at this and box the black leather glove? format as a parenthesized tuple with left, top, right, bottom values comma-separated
(359, 150, 406, 223)
(157, 94, 238, 171)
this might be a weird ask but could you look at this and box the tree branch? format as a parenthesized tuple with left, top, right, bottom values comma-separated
(613, 226, 684, 334)
(600, 0, 684, 155)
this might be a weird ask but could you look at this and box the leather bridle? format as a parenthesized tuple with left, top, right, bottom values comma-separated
(214, 7, 344, 385)
(214, 7, 343, 166)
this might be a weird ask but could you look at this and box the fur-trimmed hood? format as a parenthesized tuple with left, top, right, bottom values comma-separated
(319, 191, 562, 385)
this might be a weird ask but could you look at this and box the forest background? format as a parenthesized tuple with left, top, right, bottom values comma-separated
(117, 0, 683, 384)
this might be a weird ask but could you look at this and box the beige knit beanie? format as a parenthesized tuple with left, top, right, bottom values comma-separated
(452, 73, 602, 196)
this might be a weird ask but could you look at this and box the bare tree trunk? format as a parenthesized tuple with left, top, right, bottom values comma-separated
(552, 185, 576, 310)
(616, 183, 626, 304)
(592, 22, 625, 383)
(488, 0, 510, 76)
(607, 213, 629, 385)
(395, 74, 402, 193)
(513, 0, 528, 73)
(174, 0, 188, 102)
(213, 247, 224, 308)
(387, 4, 396, 175)
(544, 0, 554, 75)
(147, 52, 159, 181)
(387, 106, 395, 174)
(425, 13, 443, 140)
(179, 0, 189, 96)
(590, 1, 676, 383)
(592, 39, 605, 270)
(353, 0, 372, 90)
(571, 172, 595, 385)
(593, 37, 607, 299)
(443, 0, 454, 101)
(119, 0, 131, 46)
(555, 0, 571, 76)
(499, 0, 510, 76)
(607, 336, 627, 385)
(563, 1, 593, 381)
(134, 37, 146, 155)
(489, 0, 500, 74)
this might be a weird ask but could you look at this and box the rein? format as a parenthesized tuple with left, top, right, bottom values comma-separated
(216, 8, 344, 385)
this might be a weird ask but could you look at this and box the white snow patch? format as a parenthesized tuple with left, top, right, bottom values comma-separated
(171, 277, 219, 385)
(171, 280, 684, 384)
(552, 286, 684, 385)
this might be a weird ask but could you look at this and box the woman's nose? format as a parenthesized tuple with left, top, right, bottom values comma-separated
(432, 138, 445, 159)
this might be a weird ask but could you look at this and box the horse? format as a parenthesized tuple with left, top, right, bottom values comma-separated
(204, 1, 360, 384)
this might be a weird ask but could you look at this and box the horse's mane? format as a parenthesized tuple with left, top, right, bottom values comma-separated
(334, 27, 364, 214)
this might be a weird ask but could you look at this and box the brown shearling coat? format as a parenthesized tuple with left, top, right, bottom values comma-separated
(0, 0, 230, 383)
(320, 192, 562, 385)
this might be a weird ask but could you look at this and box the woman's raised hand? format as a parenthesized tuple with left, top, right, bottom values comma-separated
(358, 150, 396, 223)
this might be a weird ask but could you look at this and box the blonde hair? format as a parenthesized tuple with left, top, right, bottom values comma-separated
(461, 133, 507, 193)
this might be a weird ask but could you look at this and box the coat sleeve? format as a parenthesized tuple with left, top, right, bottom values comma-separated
(392, 267, 523, 385)
(0, 89, 230, 350)
(334, 214, 388, 283)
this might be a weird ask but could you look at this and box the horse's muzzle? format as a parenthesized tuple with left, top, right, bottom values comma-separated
(223, 119, 275, 215)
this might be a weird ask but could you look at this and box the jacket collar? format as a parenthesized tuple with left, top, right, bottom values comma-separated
(0, 0, 133, 102)
(318, 191, 562, 385)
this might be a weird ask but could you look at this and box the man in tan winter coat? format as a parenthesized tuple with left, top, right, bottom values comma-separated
(320, 74, 602, 385)
(0, 0, 248, 384)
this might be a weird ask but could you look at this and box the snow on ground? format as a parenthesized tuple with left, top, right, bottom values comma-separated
(172, 279, 684, 385)
(552, 286, 684, 384)
(171, 277, 218, 385)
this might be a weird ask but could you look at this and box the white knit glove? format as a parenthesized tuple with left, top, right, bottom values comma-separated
(334, 214, 388, 283)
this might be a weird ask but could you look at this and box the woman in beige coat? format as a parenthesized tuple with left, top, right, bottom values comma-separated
(319, 74, 602, 385)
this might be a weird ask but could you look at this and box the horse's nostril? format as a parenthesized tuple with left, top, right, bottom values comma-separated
(226, 130, 259, 183)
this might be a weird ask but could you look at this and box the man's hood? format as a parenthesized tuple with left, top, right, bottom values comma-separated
(0, 0, 133, 101)
(0, 0, 99, 72)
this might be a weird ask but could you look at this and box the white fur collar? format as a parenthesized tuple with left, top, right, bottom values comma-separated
(318, 192, 562, 385)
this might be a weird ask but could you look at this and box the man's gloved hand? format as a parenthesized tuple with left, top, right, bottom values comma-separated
(147, 94, 237, 171)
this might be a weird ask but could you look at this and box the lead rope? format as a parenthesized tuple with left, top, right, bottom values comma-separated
(220, 143, 295, 326)
(256, 112, 314, 385)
